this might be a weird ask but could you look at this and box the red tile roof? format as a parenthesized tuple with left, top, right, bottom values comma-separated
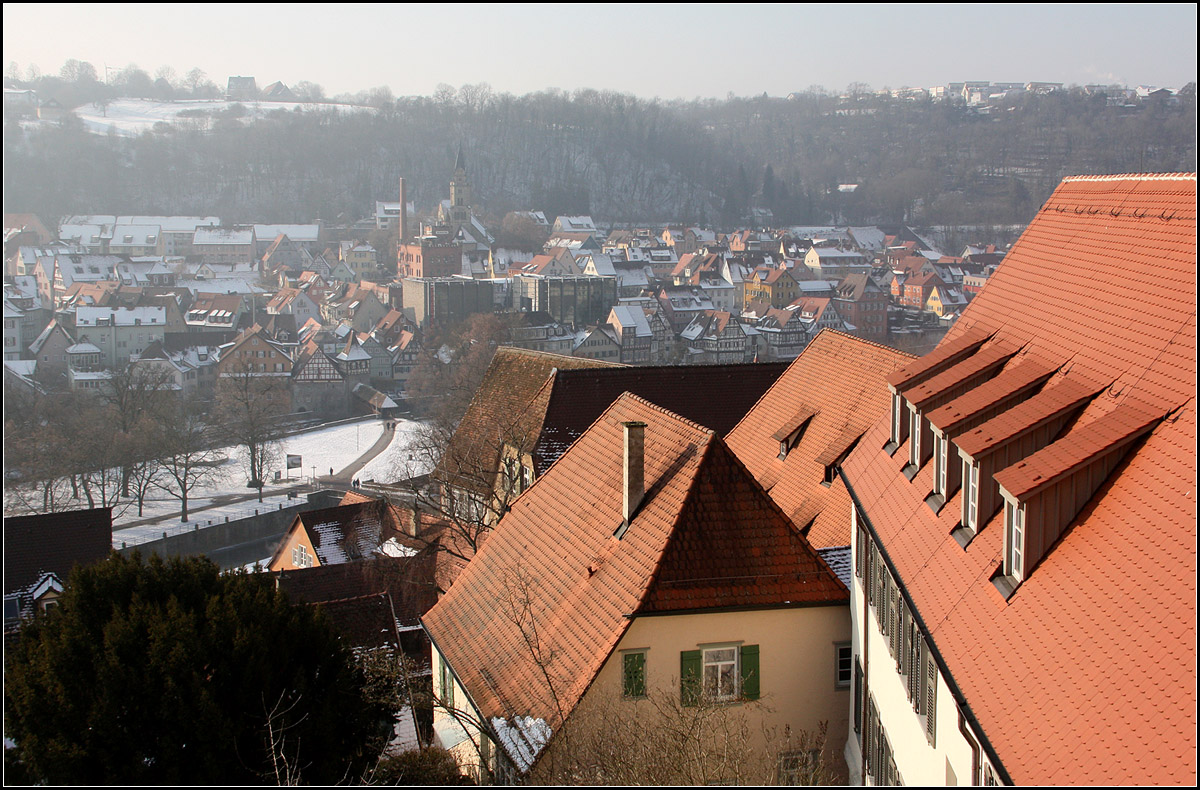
(726, 330, 913, 549)
(422, 393, 844, 740)
(841, 173, 1197, 785)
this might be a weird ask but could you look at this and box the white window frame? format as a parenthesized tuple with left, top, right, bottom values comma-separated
(909, 407, 922, 467)
(835, 642, 852, 688)
(702, 645, 740, 703)
(1005, 499, 1026, 581)
(934, 433, 949, 496)
(291, 543, 312, 568)
(963, 459, 979, 529)
(890, 391, 905, 445)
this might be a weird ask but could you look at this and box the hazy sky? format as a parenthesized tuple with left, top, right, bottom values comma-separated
(4, 4, 1196, 99)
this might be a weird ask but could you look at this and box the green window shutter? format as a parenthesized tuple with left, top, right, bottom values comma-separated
(740, 644, 760, 700)
(623, 652, 645, 698)
(680, 650, 701, 706)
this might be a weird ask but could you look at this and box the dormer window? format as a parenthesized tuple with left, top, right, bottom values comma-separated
(887, 390, 908, 453)
(1004, 499, 1026, 583)
(908, 408, 923, 470)
(933, 434, 948, 496)
(962, 459, 979, 531)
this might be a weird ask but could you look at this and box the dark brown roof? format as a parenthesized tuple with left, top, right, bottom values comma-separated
(531, 361, 789, 473)
(435, 348, 622, 492)
(275, 553, 438, 628)
(4, 507, 113, 594)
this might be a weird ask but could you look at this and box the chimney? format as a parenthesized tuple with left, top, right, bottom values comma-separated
(622, 421, 646, 529)
(398, 176, 408, 244)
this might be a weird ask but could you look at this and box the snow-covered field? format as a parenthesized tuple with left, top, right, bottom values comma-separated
(64, 98, 372, 137)
(3, 417, 425, 548)
(106, 418, 386, 545)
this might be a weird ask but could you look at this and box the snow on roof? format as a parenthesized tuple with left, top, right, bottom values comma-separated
(255, 224, 320, 242)
(75, 305, 166, 326)
(109, 224, 160, 246)
(491, 716, 552, 773)
(66, 343, 101, 354)
(608, 304, 652, 337)
(817, 546, 852, 589)
(194, 227, 253, 244)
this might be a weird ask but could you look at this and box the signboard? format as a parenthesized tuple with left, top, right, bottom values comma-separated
(286, 454, 302, 469)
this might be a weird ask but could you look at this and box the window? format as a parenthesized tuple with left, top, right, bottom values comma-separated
(888, 390, 907, 451)
(680, 644, 759, 705)
(622, 650, 646, 698)
(1005, 499, 1026, 582)
(291, 543, 312, 568)
(439, 653, 455, 709)
(963, 459, 979, 529)
(703, 646, 739, 702)
(933, 433, 946, 495)
(778, 749, 821, 785)
(835, 643, 852, 688)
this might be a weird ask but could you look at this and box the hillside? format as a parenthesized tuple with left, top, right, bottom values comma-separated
(3, 86, 1194, 229)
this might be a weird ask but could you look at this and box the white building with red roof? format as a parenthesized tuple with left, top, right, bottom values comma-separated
(840, 174, 1196, 785)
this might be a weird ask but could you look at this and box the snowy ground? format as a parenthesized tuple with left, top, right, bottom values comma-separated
(2, 417, 435, 548)
(62, 98, 372, 137)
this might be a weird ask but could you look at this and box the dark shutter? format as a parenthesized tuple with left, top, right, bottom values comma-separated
(925, 643, 938, 745)
(623, 652, 645, 698)
(740, 644, 760, 700)
(680, 650, 701, 706)
(853, 660, 863, 734)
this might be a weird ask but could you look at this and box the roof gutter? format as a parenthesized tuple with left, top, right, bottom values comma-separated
(841, 470, 1014, 787)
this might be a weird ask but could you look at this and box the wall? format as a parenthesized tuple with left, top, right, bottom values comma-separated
(846, 507, 997, 786)
(116, 491, 341, 571)
(533, 605, 851, 782)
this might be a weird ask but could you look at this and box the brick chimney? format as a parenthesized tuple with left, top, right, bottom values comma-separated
(623, 421, 646, 528)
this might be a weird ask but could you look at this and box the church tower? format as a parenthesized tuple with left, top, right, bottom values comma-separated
(448, 144, 472, 226)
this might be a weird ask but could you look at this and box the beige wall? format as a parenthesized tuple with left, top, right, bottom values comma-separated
(268, 525, 317, 571)
(533, 605, 852, 782)
(847, 506, 999, 786)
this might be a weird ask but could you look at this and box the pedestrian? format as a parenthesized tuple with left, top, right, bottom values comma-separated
(329, 467, 333, 477)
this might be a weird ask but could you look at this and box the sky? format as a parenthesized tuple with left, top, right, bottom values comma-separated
(3, 4, 1196, 100)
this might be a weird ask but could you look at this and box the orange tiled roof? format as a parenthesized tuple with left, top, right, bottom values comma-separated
(422, 393, 845, 733)
(841, 173, 1197, 785)
(726, 329, 913, 548)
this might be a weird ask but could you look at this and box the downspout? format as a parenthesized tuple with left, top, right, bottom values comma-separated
(860, 517, 870, 786)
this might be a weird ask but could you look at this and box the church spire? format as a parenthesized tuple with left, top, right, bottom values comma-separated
(454, 144, 465, 173)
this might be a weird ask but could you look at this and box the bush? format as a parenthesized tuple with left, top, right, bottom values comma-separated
(4, 552, 392, 785)
(367, 747, 474, 785)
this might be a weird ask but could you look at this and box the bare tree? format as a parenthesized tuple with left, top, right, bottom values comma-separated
(214, 361, 290, 502)
(100, 363, 175, 497)
(152, 397, 225, 522)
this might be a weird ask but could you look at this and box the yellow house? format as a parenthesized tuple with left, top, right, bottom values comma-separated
(422, 393, 851, 783)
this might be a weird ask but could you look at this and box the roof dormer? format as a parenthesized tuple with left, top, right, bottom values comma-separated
(773, 404, 818, 460)
(950, 375, 1103, 547)
(991, 402, 1166, 598)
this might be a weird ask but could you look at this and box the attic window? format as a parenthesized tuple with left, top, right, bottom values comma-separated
(951, 459, 982, 549)
(886, 390, 908, 454)
(773, 406, 818, 460)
